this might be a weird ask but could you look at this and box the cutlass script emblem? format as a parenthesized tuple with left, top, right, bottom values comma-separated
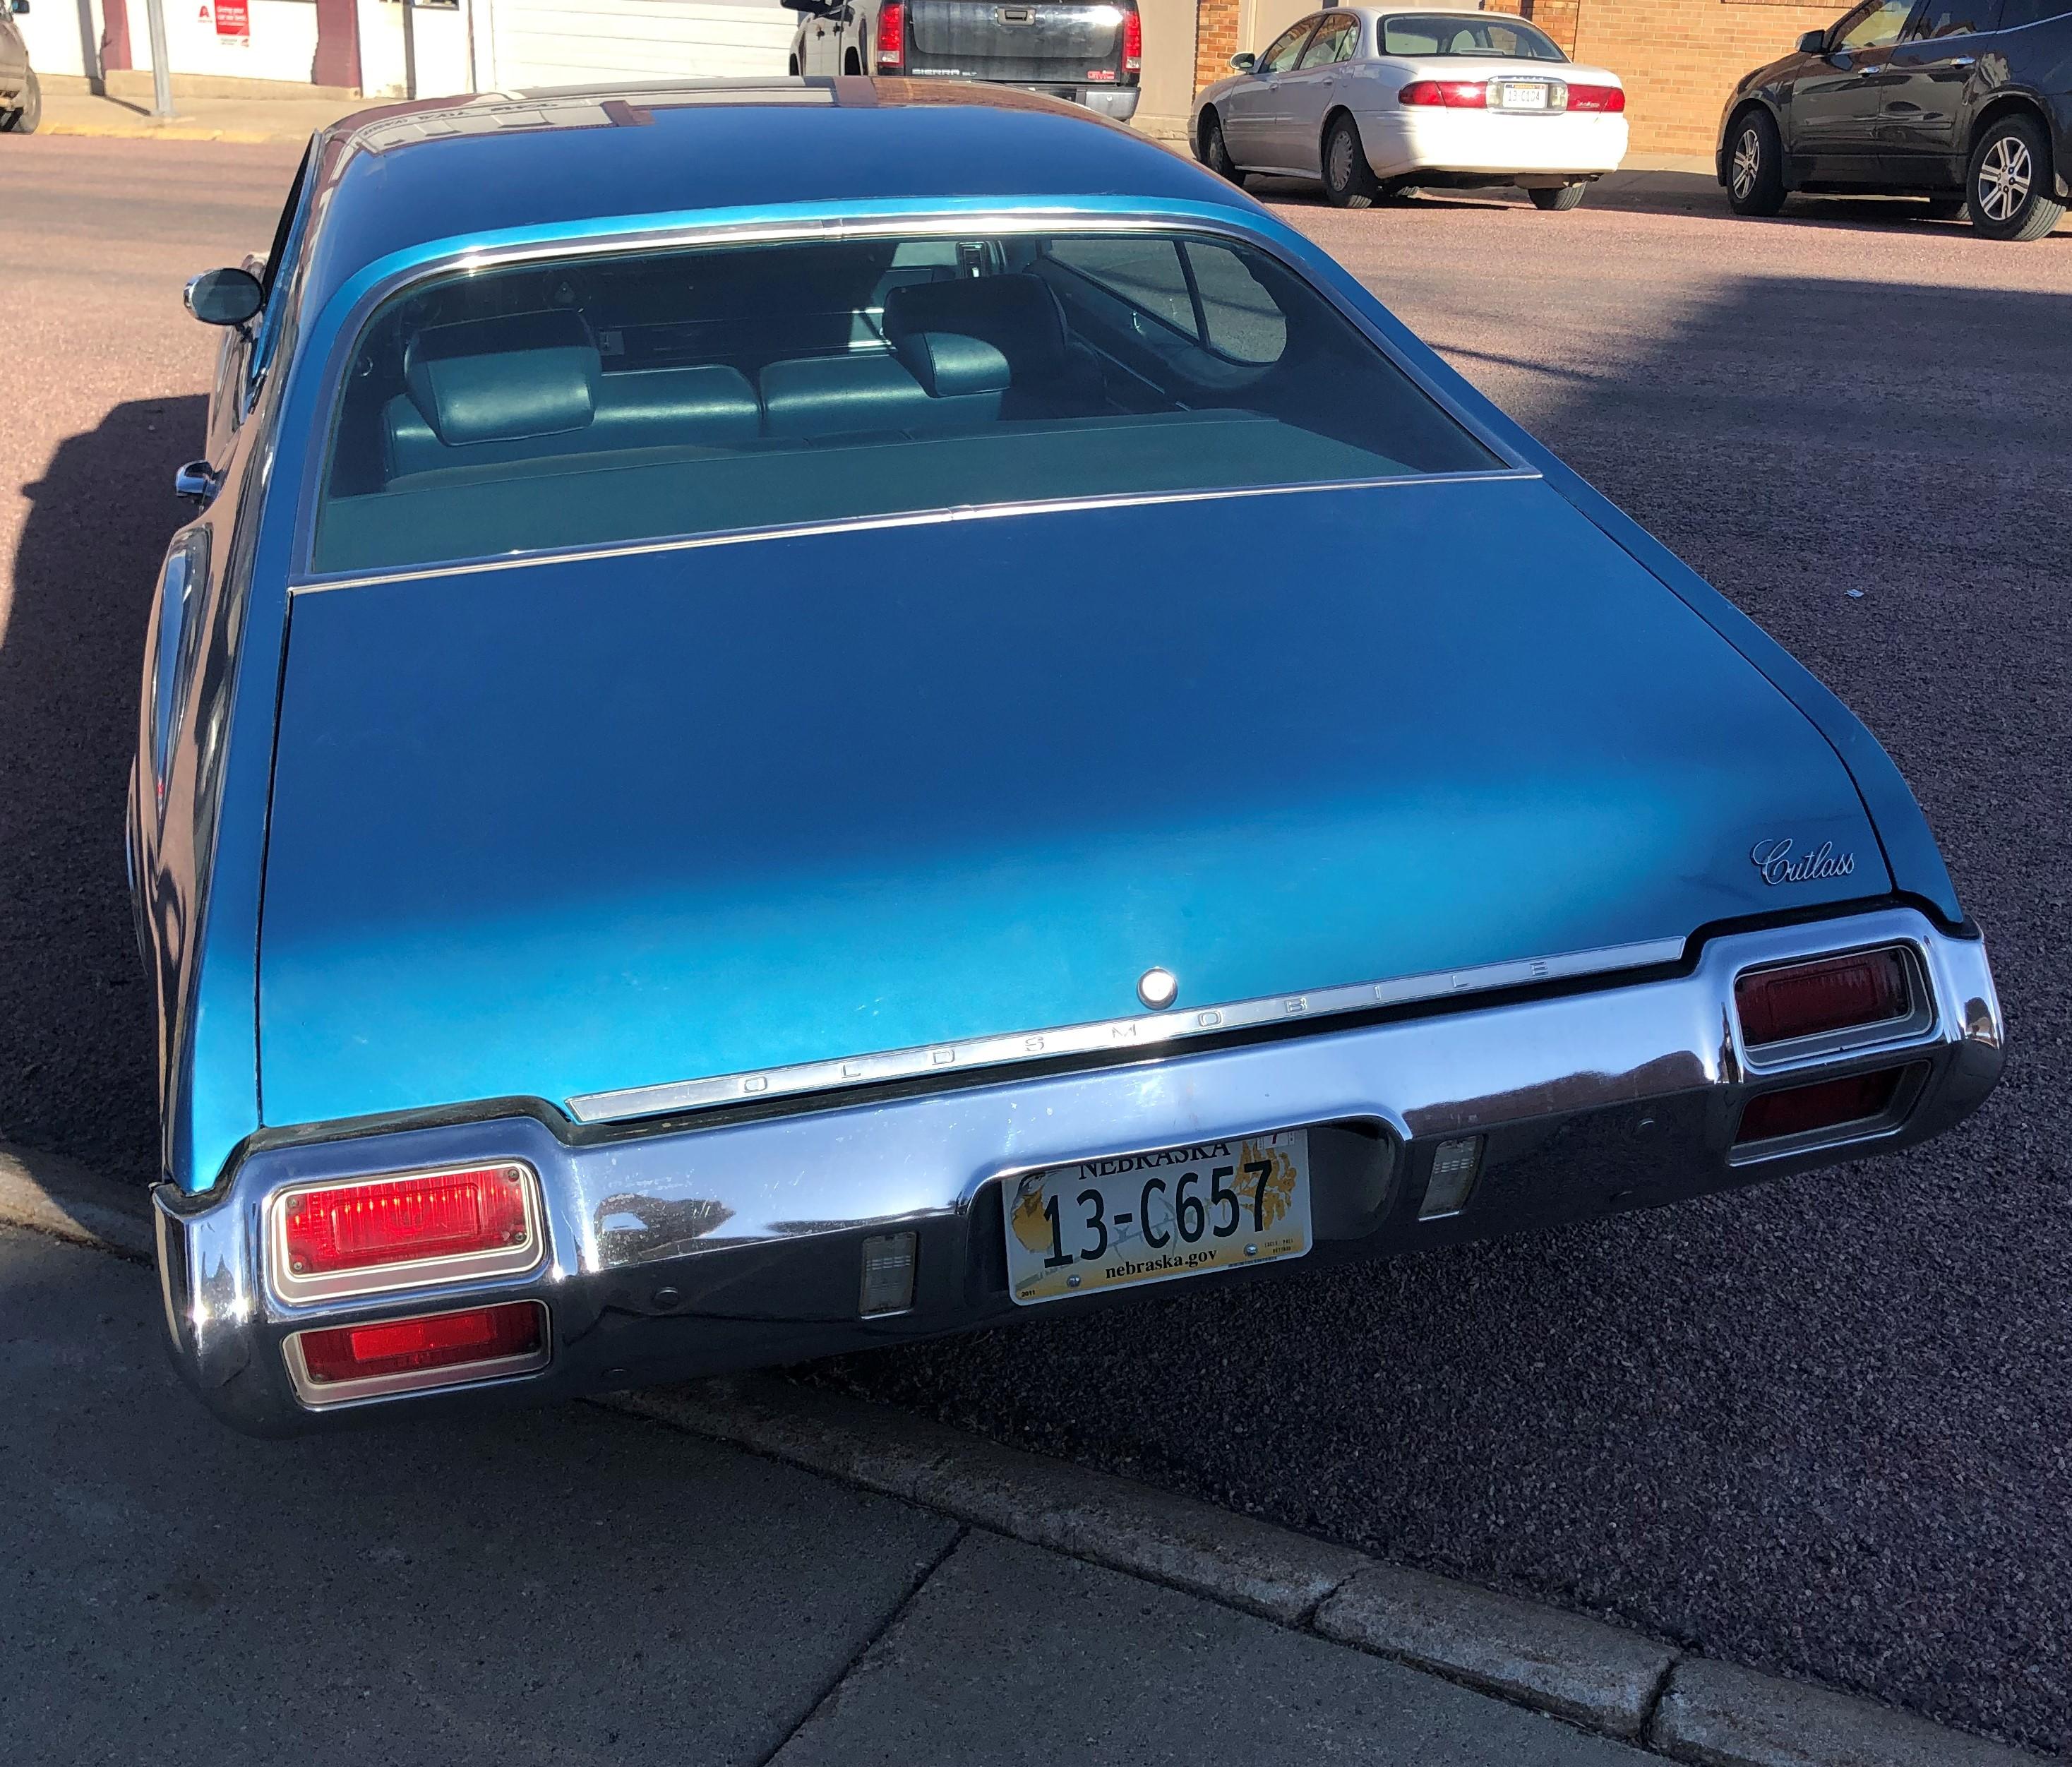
(1751, 837, 1855, 886)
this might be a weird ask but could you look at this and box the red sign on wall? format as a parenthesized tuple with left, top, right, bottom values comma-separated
(213, 0, 251, 40)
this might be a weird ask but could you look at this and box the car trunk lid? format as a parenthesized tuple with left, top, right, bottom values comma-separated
(259, 475, 1888, 1130)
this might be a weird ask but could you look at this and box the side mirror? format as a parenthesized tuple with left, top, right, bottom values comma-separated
(779, 0, 827, 12)
(10, 2, 29, 16)
(1797, 30, 1829, 54)
(1230, 51, 1257, 71)
(183, 268, 263, 328)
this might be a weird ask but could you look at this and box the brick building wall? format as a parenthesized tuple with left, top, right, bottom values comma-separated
(1188, 1, 1848, 159)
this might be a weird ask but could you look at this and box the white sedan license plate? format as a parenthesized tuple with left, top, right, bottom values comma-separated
(1005, 1130, 1312, 1306)
(1499, 82, 1550, 109)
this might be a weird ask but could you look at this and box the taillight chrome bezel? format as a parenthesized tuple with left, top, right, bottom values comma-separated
(1731, 942, 1934, 1070)
(267, 1161, 546, 1305)
(284, 1300, 551, 1408)
(1728, 1060, 1930, 1164)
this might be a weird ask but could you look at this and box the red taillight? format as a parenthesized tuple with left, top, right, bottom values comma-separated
(1399, 79, 1487, 108)
(1122, 6, 1142, 73)
(297, 1301, 546, 1388)
(877, 0, 905, 70)
(1735, 1066, 1914, 1146)
(1566, 83, 1624, 113)
(282, 1164, 532, 1278)
(1735, 950, 1910, 1048)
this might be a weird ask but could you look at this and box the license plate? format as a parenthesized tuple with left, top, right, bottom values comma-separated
(1498, 82, 1550, 109)
(1004, 1130, 1312, 1306)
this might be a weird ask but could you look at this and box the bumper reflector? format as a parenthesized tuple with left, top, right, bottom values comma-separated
(297, 1300, 546, 1389)
(1735, 1066, 1915, 1146)
(1735, 949, 1909, 1048)
(1419, 1136, 1485, 1218)
(859, 1232, 918, 1317)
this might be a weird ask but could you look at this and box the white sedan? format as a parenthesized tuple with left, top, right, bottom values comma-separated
(1192, 6, 1628, 210)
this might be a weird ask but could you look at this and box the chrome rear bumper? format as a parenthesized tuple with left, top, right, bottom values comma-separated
(156, 908, 2001, 1436)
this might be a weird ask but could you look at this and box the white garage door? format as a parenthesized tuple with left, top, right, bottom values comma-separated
(480, 0, 798, 88)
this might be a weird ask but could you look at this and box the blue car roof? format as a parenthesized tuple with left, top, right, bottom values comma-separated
(300, 79, 1252, 313)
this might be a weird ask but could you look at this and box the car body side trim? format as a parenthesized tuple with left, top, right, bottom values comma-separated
(565, 933, 1689, 1125)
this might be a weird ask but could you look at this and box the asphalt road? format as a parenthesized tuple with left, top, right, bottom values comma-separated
(1, 136, 2067, 1755)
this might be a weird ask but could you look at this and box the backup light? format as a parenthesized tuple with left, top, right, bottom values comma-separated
(1734, 1066, 1915, 1146)
(1399, 79, 1488, 109)
(272, 1162, 542, 1300)
(877, 0, 905, 71)
(1566, 84, 1625, 112)
(860, 1231, 919, 1316)
(1418, 1136, 1484, 1219)
(1735, 949, 1910, 1049)
(294, 1300, 548, 1394)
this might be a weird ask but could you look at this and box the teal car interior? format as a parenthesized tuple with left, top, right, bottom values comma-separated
(134, 79, 2003, 1435)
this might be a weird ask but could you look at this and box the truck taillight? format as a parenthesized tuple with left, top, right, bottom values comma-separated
(1122, 7, 1142, 73)
(1566, 83, 1625, 113)
(1399, 80, 1487, 109)
(1735, 949, 1910, 1048)
(292, 1300, 549, 1398)
(271, 1163, 543, 1300)
(877, 0, 905, 70)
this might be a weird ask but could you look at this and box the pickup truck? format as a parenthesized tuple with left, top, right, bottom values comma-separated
(782, 0, 1143, 121)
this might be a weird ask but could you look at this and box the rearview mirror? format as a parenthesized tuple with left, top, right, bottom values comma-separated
(1230, 51, 1257, 71)
(1797, 29, 1828, 54)
(183, 268, 263, 328)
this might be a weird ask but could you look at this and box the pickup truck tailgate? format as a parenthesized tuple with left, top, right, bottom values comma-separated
(908, 0, 1131, 84)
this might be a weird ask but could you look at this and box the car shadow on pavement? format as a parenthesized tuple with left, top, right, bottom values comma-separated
(0, 397, 201, 1183)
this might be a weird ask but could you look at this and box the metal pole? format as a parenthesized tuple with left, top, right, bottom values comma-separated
(401, 0, 418, 100)
(143, 0, 174, 119)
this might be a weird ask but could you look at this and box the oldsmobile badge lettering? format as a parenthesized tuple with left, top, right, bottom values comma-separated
(1751, 837, 1857, 887)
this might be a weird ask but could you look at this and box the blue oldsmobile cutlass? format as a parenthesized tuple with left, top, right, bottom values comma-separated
(136, 79, 2003, 1435)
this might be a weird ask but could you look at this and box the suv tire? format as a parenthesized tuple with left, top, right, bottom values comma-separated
(1967, 113, 2064, 241)
(1528, 183, 1586, 211)
(1725, 108, 1785, 217)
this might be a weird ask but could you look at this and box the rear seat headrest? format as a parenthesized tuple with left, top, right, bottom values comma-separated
(891, 330, 1012, 400)
(881, 275, 1068, 379)
(405, 309, 599, 447)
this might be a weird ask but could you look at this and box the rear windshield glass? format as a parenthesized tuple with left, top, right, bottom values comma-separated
(1382, 14, 1565, 57)
(312, 229, 1501, 576)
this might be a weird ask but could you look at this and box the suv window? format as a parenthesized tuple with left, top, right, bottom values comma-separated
(1905, 0, 1993, 32)
(1257, 18, 1319, 73)
(311, 228, 1500, 577)
(1298, 15, 1362, 66)
(1994, 0, 2066, 25)
(1834, 0, 1918, 49)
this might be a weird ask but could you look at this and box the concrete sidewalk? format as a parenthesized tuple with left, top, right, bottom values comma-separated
(0, 1221, 1645, 1766)
(37, 89, 363, 143)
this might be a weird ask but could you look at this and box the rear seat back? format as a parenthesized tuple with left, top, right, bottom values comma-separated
(385, 309, 760, 479)
(880, 274, 1101, 418)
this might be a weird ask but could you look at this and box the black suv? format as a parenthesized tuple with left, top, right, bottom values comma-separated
(1718, 0, 2071, 239)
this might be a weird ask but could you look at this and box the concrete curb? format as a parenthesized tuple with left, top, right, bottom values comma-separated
(3, 1154, 2044, 1766)
(0, 1142, 154, 1261)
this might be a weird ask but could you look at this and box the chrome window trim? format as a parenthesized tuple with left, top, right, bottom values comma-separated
(282, 1299, 551, 1408)
(289, 206, 1531, 585)
(267, 1159, 546, 1305)
(565, 934, 1687, 1125)
(290, 468, 1541, 597)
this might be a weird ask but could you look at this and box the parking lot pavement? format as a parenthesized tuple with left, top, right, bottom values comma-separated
(1, 134, 2068, 1756)
(0, 1221, 1663, 1767)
